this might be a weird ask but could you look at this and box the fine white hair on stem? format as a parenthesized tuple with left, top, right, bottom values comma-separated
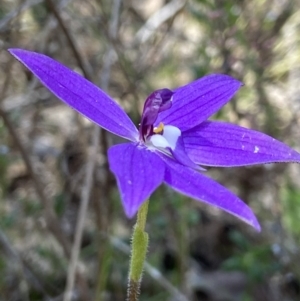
(110, 236, 189, 301)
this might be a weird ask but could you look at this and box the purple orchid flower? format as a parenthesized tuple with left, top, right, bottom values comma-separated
(9, 49, 300, 231)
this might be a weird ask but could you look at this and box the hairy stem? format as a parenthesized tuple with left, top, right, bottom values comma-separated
(127, 201, 149, 301)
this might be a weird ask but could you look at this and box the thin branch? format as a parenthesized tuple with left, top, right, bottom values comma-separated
(0, 56, 14, 102)
(0, 64, 71, 258)
(45, 0, 94, 80)
(0, 230, 49, 297)
(62, 131, 100, 301)
(135, 0, 186, 44)
(0, 107, 72, 257)
(63, 1, 122, 300)
(0, 0, 43, 32)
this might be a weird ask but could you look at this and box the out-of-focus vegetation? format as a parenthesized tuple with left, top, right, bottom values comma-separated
(1, 0, 300, 300)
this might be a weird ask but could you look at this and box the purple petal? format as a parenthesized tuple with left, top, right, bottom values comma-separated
(160, 156, 260, 230)
(183, 121, 300, 167)
(169, 136, 205, 170)
(108, 143, 165, 217)
(156, 74, 242, 131)
(9, 49, 138, 141)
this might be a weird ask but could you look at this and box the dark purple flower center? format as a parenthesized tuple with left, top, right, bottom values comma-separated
(139, 88, 174, 141)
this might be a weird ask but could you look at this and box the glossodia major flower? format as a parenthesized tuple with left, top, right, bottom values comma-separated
(9, 49, 300, 231)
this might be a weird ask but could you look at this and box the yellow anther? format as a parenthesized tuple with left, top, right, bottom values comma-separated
(153, 122, 164, 134)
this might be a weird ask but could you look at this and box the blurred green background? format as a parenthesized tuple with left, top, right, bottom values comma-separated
(1, 0, 300, 300)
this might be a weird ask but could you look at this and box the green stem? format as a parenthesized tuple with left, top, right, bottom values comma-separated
(127, 200, 149, 301)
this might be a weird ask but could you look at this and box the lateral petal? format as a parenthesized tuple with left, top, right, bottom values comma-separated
(183, 121, 300, 167)
(108, 143, 165, 217)
(169, 136, 202, 170)
(156, 74, 242, 131)
(161, 156, 260, 230)
(9, 49, 138, 141)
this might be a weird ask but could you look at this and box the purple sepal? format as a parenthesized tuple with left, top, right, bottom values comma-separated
(183, 121, 300, 167)
(108, 143, 165, 217)
(160, 155, 261, 231)
(156, 75, 242, 131)
(9, 49, 138, 141)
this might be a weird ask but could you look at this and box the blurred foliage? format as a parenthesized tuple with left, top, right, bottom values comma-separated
(281, 184, 300, 238)
(0, 0, 300, 300)
(223, 231, 280, 282)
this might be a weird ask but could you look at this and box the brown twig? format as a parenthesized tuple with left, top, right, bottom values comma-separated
(0, 230, 49, 297)
(0, 59, 71, 256)
(0, 106, 72, 257)
(45, 0, 94, 81)
(0, 62, 71, 257)
(0, 0, 43, 33)
(62, 127, 100, 301)
(135, 0, 186, 44)
(63, 1, 122, 300)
